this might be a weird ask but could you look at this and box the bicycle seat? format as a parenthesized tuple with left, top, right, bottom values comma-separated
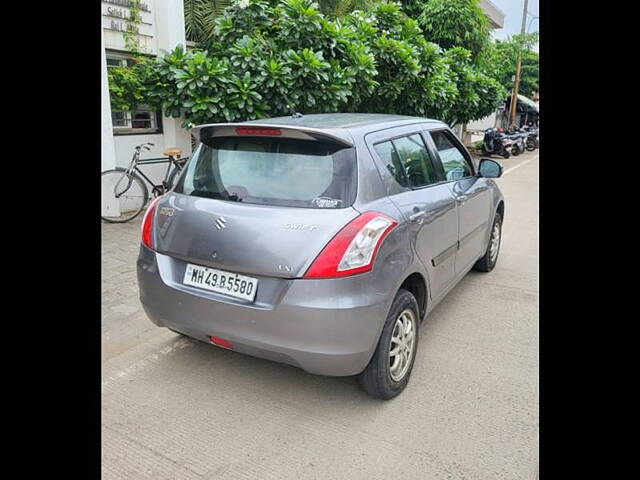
(164, 148, 182, 157)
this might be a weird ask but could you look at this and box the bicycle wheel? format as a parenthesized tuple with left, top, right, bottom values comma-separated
(101, 168, 149, 223)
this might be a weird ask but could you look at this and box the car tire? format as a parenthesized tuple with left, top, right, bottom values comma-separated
(358, 289, 420, 400)
(473, 212, 502, 272)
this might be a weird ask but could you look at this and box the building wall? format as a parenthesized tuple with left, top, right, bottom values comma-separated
(102, 0, 192, 194)
(102, 0, 159, 54)
(467, 111, 497, 132)
(480, 0, 505, 29)
(102, 30, 120, 217)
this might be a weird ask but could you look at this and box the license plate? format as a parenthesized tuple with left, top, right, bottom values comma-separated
(183, 263, 258, 302)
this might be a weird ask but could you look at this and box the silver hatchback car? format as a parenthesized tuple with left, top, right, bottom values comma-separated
(137, 113, 504, 399)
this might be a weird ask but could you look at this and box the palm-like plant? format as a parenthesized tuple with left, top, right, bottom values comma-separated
(184, 0, 232, 44)
(317, 0, 378, 17)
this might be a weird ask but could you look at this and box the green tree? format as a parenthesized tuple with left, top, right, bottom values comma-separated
(109, 0, 506, 129)
(316, 0, 378, 17)
(479, 33, 539, 98)
(405, 0, 491, 61)
(518, 50, 539, 98)
(184, 0, 232, 44)
(442, 47, 505, 126)
(347, 1, 458, 119)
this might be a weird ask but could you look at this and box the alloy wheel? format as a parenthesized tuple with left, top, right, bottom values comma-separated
(389, 309, 416, 382)
(489, 221, 501, 263)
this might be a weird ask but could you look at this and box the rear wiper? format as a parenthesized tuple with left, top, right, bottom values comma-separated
(191, 190, 243, 202)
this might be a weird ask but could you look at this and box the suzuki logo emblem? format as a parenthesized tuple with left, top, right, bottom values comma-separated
(215, 216, 227, 230)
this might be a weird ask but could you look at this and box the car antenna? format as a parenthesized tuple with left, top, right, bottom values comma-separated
(283, 93, 303, 119)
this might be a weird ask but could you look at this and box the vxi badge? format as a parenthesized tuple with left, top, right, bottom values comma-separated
(283, 223, 318, 232)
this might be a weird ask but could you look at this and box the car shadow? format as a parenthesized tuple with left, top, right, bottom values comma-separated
(135, 273, 489, 408)
(140, 332, 389, 410)
(121, 273, 496, 410)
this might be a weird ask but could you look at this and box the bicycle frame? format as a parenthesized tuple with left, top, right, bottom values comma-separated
(116, 146, 186, 198)
(135, 157, 181, 193)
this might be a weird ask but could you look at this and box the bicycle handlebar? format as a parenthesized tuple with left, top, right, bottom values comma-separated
(135, 142, 155, 151)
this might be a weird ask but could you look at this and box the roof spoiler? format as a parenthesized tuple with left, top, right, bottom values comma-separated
(190, 123, 354, 148)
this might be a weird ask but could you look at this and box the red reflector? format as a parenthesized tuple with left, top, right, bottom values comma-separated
(209, 336, 234, 349)
(235, 127, 282, 136)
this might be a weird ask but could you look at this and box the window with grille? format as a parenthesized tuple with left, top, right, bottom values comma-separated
(107, 51, 162, 135)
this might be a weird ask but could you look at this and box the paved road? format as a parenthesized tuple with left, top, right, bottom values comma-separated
(102, 151, 539, 479)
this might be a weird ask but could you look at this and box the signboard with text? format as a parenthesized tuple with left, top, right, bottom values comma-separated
(102, 0, 157, 54)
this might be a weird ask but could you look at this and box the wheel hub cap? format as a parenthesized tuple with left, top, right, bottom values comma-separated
(489, 222, 501, 263)
(389, 309, 416, 382)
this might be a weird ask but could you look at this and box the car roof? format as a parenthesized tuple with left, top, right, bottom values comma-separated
(244, 113, 446, 133)
(191, 114, 448, 147)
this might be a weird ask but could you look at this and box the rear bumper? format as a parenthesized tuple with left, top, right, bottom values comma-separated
(136, 245, 390, 376)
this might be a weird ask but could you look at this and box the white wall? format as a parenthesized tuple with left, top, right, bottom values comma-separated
(154, 0, 186, 53)
(467, 111, 497, 132)
(102, 30, 120, 217)
(103, 0, 193, 192)
(102, 0, 158, 54)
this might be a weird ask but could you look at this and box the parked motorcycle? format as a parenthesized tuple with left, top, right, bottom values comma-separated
(504, 127, 527, 156)
(481, 128, 512, 159)
(522, 126, 539, 151)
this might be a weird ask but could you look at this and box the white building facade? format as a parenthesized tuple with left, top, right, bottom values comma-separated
(101, 0, 192, 216)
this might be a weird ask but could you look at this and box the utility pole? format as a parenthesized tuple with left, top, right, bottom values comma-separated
(509, 0, 529, 128)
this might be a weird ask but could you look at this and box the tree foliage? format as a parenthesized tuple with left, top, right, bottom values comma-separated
(518, 51, 539, 99)
(443, 47, 505, 125)
(184, 0, 232, 44)
(403, 0, 491, 61)
(107, 64, 146, 111)
(316, 0, 378, 17)
(479, 33, 539, 98)
(109, 0, 507, 128)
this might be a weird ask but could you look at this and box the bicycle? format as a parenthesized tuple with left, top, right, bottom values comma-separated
(101, 142, 188, 223)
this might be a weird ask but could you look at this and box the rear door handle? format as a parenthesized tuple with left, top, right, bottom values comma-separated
(409, 210, 427, 224)
(455, 195, 468, 204)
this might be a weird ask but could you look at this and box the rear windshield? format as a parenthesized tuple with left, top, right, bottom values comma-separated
(174, 137, 357, 209)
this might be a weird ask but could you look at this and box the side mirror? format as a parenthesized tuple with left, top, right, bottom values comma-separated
(478, 158, 503, 178)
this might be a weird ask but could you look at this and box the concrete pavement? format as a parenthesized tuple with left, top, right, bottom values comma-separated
(102, 151, 539, 479)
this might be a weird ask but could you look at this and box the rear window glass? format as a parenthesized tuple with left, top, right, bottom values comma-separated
(174, 137, 357, 209)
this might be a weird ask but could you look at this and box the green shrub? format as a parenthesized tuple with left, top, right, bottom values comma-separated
(107, 65, 146, 111)
(108, 0, 505, 128)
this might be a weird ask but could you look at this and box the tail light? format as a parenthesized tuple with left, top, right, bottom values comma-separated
(235, 127, 282, 136)
(304, 212, 398, 279)
(141, 196, 162, 249)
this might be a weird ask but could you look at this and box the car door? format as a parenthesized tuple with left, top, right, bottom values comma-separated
(366, 125, 459, 300)
(427, 128, 492, 275)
